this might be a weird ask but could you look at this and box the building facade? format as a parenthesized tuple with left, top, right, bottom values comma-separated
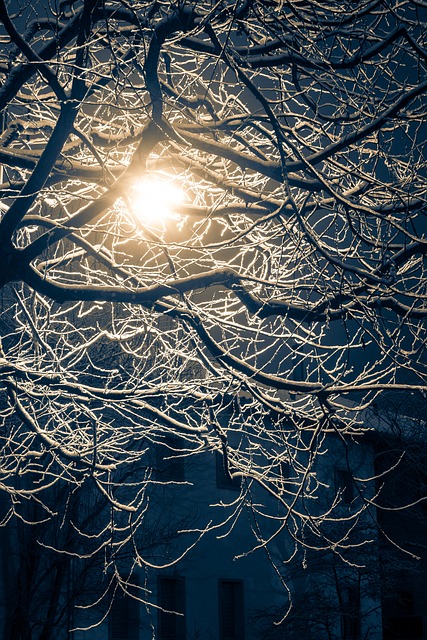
(68, 424, 383, 640)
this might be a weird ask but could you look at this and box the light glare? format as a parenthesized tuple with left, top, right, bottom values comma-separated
(131, 177, 185, 226)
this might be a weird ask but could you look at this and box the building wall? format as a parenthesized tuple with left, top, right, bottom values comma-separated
(71, 430, 383, 640)
(375, 442, 427, 640)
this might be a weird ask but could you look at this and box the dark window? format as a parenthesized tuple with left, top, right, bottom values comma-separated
(417, 472, 427, 514)
(216, 452, 241, 490)
(341, 586, 360, 640)
(277, 460, 291, 493)
(109, 591, 139, 640)
(397, 590, 415, 615)
(335, 468, 354, 504)
(219, 580, 244, 640)
(156, 437, 185, 482)
(384, 617, 424, 640)
(280, 461, 291, 480)
(158, 576, 186, 640)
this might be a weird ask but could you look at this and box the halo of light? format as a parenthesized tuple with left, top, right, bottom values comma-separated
(131, 176, 186, 227)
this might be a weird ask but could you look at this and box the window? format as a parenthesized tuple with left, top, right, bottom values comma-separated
(417, 471, 427, 514)
(384, 617, 424, 639)
(277, 460, 291, 494)
(340, 586, 360, 640)
(335, 468, 354, 504)
(157, 576, 186, 640)
(397, 590, 415, 615)
(384, 591, 424, 640)
(218, 580, 244, 640)
(109, 591, 139, 640)
(216, 451, 241, 490)
(156, 436, 185, 482)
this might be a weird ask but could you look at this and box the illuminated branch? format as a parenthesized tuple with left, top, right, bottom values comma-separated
(0, 0, 426, 592)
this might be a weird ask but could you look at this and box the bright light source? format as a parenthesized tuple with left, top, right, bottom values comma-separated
(131, 176, 186, 227)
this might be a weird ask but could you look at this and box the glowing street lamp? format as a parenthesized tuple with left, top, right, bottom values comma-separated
(130, 176, 186, 228)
